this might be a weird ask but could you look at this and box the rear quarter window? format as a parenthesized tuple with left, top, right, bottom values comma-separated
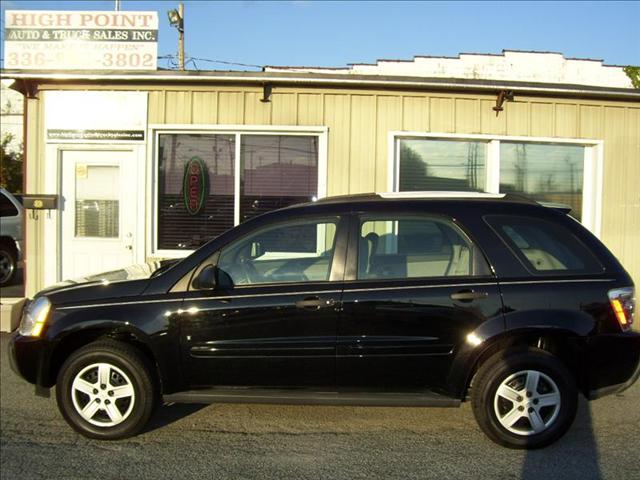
(485, 215, 603, 275)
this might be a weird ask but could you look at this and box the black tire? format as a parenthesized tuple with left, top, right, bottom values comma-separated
(471, 348, 578, 449)
(0, 242, 17, 287)
(56, 339, 156, 440)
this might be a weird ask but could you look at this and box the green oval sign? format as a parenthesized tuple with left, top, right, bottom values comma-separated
(183, 156, 207, 215)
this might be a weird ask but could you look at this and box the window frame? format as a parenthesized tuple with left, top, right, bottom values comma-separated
(149, 125, 328, 258)
(388, 132, 603, 237)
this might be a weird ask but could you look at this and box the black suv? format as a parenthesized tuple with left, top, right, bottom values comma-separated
(9, 194, 639, 448)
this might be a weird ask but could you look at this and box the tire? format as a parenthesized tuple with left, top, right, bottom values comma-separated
(56, 339, 156, 440)
(0, 242, 17, 287)
(471, 348, 578, 449)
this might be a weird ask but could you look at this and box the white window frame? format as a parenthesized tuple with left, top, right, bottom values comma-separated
(148, 124, 328, 258)
(388, 132, 603, 237)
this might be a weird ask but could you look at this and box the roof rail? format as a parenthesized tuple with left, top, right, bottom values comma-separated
(377, 191, 505, 199)
(538, 202, 572, 214)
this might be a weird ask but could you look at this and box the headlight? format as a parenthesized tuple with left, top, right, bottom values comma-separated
(18, 297, 52, 337)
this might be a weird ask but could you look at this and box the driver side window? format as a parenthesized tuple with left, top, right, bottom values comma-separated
(217, 218, 339, 286)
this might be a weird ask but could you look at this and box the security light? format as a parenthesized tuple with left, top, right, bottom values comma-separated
(167, 9, 183, 32)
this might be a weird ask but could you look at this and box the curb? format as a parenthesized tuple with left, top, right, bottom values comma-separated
(0, 297, 25, 332)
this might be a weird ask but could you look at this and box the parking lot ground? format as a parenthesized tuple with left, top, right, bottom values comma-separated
(1, 333, 639, 480)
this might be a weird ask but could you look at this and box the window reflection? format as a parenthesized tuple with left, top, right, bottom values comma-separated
(499, 143, 584, 220)
(399, 139, 487, 192)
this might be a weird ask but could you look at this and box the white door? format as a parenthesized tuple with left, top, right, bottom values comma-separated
(61, 150, 138, 280)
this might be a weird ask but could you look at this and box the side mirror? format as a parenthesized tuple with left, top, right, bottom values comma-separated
(192, 264, 217, 290)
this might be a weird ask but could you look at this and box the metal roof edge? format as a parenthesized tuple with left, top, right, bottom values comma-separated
(1, 69, 639, 100)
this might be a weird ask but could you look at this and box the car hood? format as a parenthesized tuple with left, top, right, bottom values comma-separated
(36, 259, 180, 305)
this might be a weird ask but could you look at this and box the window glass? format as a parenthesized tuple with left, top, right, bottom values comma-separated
(398, 139, 487, 192)
(500, 143, 584, 220)
(158, 134, 235, 250)
(75, 165, 119, 238)
(157, 133, 319, 251)
(486, 215, 602, 274)
(240, 135, 318, 222)
(0, 193, 19, 217)
(218, 218, 338, 285)
(358, 216, 488, 280)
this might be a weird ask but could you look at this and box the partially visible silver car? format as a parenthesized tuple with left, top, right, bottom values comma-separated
(0, 187, 24, 286)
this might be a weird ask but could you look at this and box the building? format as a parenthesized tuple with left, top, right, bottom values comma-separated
(1, 50, 639, 298)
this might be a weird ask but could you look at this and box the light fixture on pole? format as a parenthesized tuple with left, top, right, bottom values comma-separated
(167, 3, 185, 70)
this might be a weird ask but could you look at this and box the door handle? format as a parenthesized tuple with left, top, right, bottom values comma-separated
(450, 290, 489, 302)
(295, 296, 335, 310)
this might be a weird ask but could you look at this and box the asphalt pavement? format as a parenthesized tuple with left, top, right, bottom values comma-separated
(1, 333, 639, 480)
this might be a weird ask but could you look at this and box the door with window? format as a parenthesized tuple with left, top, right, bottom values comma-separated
(338, 213, 503, 390)
(179, 216, 348, 388)
(61, 150, 138, 280)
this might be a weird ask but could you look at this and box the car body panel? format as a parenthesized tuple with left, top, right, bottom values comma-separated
(7, 194, 639, 405)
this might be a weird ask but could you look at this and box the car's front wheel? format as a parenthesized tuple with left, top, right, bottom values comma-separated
(56, 340, 156, 440)
(471, 348, 578, 449)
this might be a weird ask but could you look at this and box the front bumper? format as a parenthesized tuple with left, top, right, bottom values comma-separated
(585, 332, 640, 399)
(8, 331, 51, 392)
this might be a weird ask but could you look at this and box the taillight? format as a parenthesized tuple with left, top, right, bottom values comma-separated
(608, 288, 635, 332)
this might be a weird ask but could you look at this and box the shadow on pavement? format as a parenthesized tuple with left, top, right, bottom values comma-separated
(142, 403, 206, 434)
(521, 398, 601, 479)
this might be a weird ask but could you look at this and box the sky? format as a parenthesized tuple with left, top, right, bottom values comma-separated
(1, 0, 639, 71)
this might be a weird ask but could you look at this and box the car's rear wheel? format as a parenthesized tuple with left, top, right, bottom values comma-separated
(56, 340, 156, 440)
(471, 348, 578, 449)
(0, 243, 17, 286)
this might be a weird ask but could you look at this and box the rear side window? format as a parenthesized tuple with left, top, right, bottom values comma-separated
(485, 215, 603, 275)
(0, 193, 19, 217)
(358, 215, 490, 280)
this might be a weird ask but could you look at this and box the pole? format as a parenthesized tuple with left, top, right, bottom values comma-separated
(178, 3, 185, 70)
(115, 0, 120, 11)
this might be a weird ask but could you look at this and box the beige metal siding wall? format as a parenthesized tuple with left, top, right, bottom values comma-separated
(29, 85, 639, 290)
(147, 87, 640, 285)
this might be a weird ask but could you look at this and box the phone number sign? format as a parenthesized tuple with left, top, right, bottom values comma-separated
(4, 11, 158, 70)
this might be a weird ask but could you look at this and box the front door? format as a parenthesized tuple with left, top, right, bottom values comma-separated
(179, 215, 348, 388)
(338, 213, 503, 390)
(61, 150, 138, 280)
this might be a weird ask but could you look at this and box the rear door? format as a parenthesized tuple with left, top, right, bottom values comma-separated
(338, 212, 503, 390)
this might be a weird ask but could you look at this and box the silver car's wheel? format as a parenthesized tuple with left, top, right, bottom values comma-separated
(71, 362, 136, 427)
(0, 248, 16, 285)
(493, 370, 561, 436)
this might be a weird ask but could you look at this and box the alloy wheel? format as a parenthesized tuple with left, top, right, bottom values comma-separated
(70, 362, 136, 427)
(493, 369, 561, 436)
(0, 250, 14, 284)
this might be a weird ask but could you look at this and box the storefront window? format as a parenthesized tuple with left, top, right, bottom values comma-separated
(240, 135, 318, 222)
(395, 136, 594, 228)
(499, 143, 584, 220)
(398, 139, 487, 192)
(157, 133, 319, 251)
(158, 134, 235, 250)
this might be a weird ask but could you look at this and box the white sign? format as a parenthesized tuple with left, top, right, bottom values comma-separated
(45, 91, 148, 142)
(4, 10, 158, 70)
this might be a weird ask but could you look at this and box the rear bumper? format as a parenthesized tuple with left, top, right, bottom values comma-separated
(584, 332, 640, 399)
